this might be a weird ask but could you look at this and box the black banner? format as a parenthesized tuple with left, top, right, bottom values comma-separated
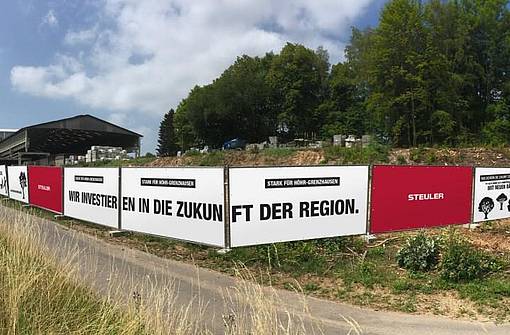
(480, 174, 510, 182)
(75, 175, 104, 183)
(265, 177, 340, 189)
(140, 178, 196, 188)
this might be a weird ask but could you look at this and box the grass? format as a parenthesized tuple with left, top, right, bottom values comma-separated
(0, 203, 341, 334)
(0, 213, 147, 334)
(3, 198, 510, 322)
(259, 148, 297, 158)
(323, 143, 390, 164)
(72, 156, 158, 167)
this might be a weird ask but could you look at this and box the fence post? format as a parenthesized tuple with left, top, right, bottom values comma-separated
(468, 166, 479, 230)
(118, 167, 122, 230)
(363, 164, 375, 243)
(220, 165, 231, 252)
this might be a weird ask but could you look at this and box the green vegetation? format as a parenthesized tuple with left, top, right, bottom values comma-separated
(259, 148, 296, 158)
(440, 235, 503, 282)
(396, 232, 441, 272)
(409, 147, 438, 164)
(323, 143, 390, 164)
(4, 199, 510, 321)
(157, 109, 178, 156)
(0, 220, 146, 334)
(71, 156, 158, 167)
(162, 0, 510, 151)
(0, 204, 324, 335)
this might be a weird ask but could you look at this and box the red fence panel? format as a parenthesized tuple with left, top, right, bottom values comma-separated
(28, 166, 63, 214)
(370, 165, 473, 233)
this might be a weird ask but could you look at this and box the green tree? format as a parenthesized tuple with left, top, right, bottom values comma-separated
(174, 96, 197, 151)
(267, 43, 329, 139)
(156, 109, 178, 156)
(367, 0, 427, 147)
(184, 54, 275, 147)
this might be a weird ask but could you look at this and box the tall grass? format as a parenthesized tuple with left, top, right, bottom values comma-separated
(0, 208, 345, 334)
(0, 212, 150, 334)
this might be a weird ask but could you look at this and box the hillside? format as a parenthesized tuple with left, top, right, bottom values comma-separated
(136, 146, 510, 168)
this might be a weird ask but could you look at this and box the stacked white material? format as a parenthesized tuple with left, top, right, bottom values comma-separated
(85, 146, 128, 162)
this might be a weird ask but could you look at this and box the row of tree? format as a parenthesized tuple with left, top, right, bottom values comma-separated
(158, 0, 510, 156)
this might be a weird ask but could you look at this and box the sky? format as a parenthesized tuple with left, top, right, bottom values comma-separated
(0, 0, 387, 154)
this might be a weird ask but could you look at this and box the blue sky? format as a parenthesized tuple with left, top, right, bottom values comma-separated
(0, 0, 387, 153)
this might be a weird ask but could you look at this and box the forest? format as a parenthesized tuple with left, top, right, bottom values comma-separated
(158, 0, 510, 155)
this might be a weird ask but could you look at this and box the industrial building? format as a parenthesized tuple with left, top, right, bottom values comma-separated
(0, 115, 142, 165)
(0, 129, 17, 141)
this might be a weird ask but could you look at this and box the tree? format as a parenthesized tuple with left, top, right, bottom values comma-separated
(157, 109, 178, 156)
(0, 176, 6, 192)
(496, 193, 508, 210)
(19, 172, 27, 200)
(478, 197, 495, 220)
(168, 0, 510, 149)
(267, 43, 330, 139)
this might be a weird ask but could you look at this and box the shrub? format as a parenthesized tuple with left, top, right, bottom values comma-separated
(396, 233, 441, 272)
(440, 237, 502, 282)
(396, 154, 407, 165)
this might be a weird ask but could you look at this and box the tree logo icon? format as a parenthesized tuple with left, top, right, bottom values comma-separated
(496, 193, 508, 210)
(478, 197, 494, 220)
(19, 172, 27, 200)
(0, 176, 6, 191)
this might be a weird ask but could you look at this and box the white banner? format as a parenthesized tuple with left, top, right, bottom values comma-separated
(229, 166, 369, 247)
(64, 168, 119, 228)
(121, 168, 225, 247)
(474, 168, 510, 222)
(8, 166, 29, 203)
(0, 165, 8, 196)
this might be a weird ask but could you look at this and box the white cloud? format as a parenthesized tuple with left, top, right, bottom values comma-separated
(42, 9, 58, 28)
(12, 0, 374, 117)
(64, 27, 98, 45)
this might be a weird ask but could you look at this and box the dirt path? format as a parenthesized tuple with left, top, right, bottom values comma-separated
(2, 204, 509, 335)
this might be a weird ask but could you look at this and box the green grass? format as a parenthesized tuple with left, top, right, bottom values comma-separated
(72, 156, 158, 167)
(409, 147, 439, 164)
(259, 148, 297, 158)
(0, 218, 146, 334)
(323, 143, 390, 164)
(4, 197, 510, 321)
(197, 151, 225, 166)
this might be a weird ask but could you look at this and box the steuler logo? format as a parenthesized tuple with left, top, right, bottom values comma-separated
(38, 184, 51, 192)
(408, 193, 444, 201)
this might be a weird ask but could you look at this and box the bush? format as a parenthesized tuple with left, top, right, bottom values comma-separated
(396, 154, 407, 165)
(323, 143, 389, 164)
(440, 238, 502, 282)
(396, 233, 441, 272)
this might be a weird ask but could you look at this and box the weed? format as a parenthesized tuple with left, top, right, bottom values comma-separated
(396, 155, 407, 164)
(304, 282, 320, 292)
(343, 261, 386, 288)
(323, 143, 389, 164)
(260, 148, 296, 158)
(396, 232, 441, 272)
(198, 151, 225, 166)
(440, 236, 502, 282)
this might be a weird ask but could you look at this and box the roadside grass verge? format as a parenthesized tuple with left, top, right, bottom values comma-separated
(3, 198, 510, 322)
(0, 203, 331, 334)
(0, 213, 146, 334)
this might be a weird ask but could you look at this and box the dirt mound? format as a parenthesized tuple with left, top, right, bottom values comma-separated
(389, 147, 510, 166)
(464, 219, 510, 254)
(144, 146, 510, 168)
(146, 149, 325, 167)
(146, 156, 198, 167)
(224, 150, 324, 166)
